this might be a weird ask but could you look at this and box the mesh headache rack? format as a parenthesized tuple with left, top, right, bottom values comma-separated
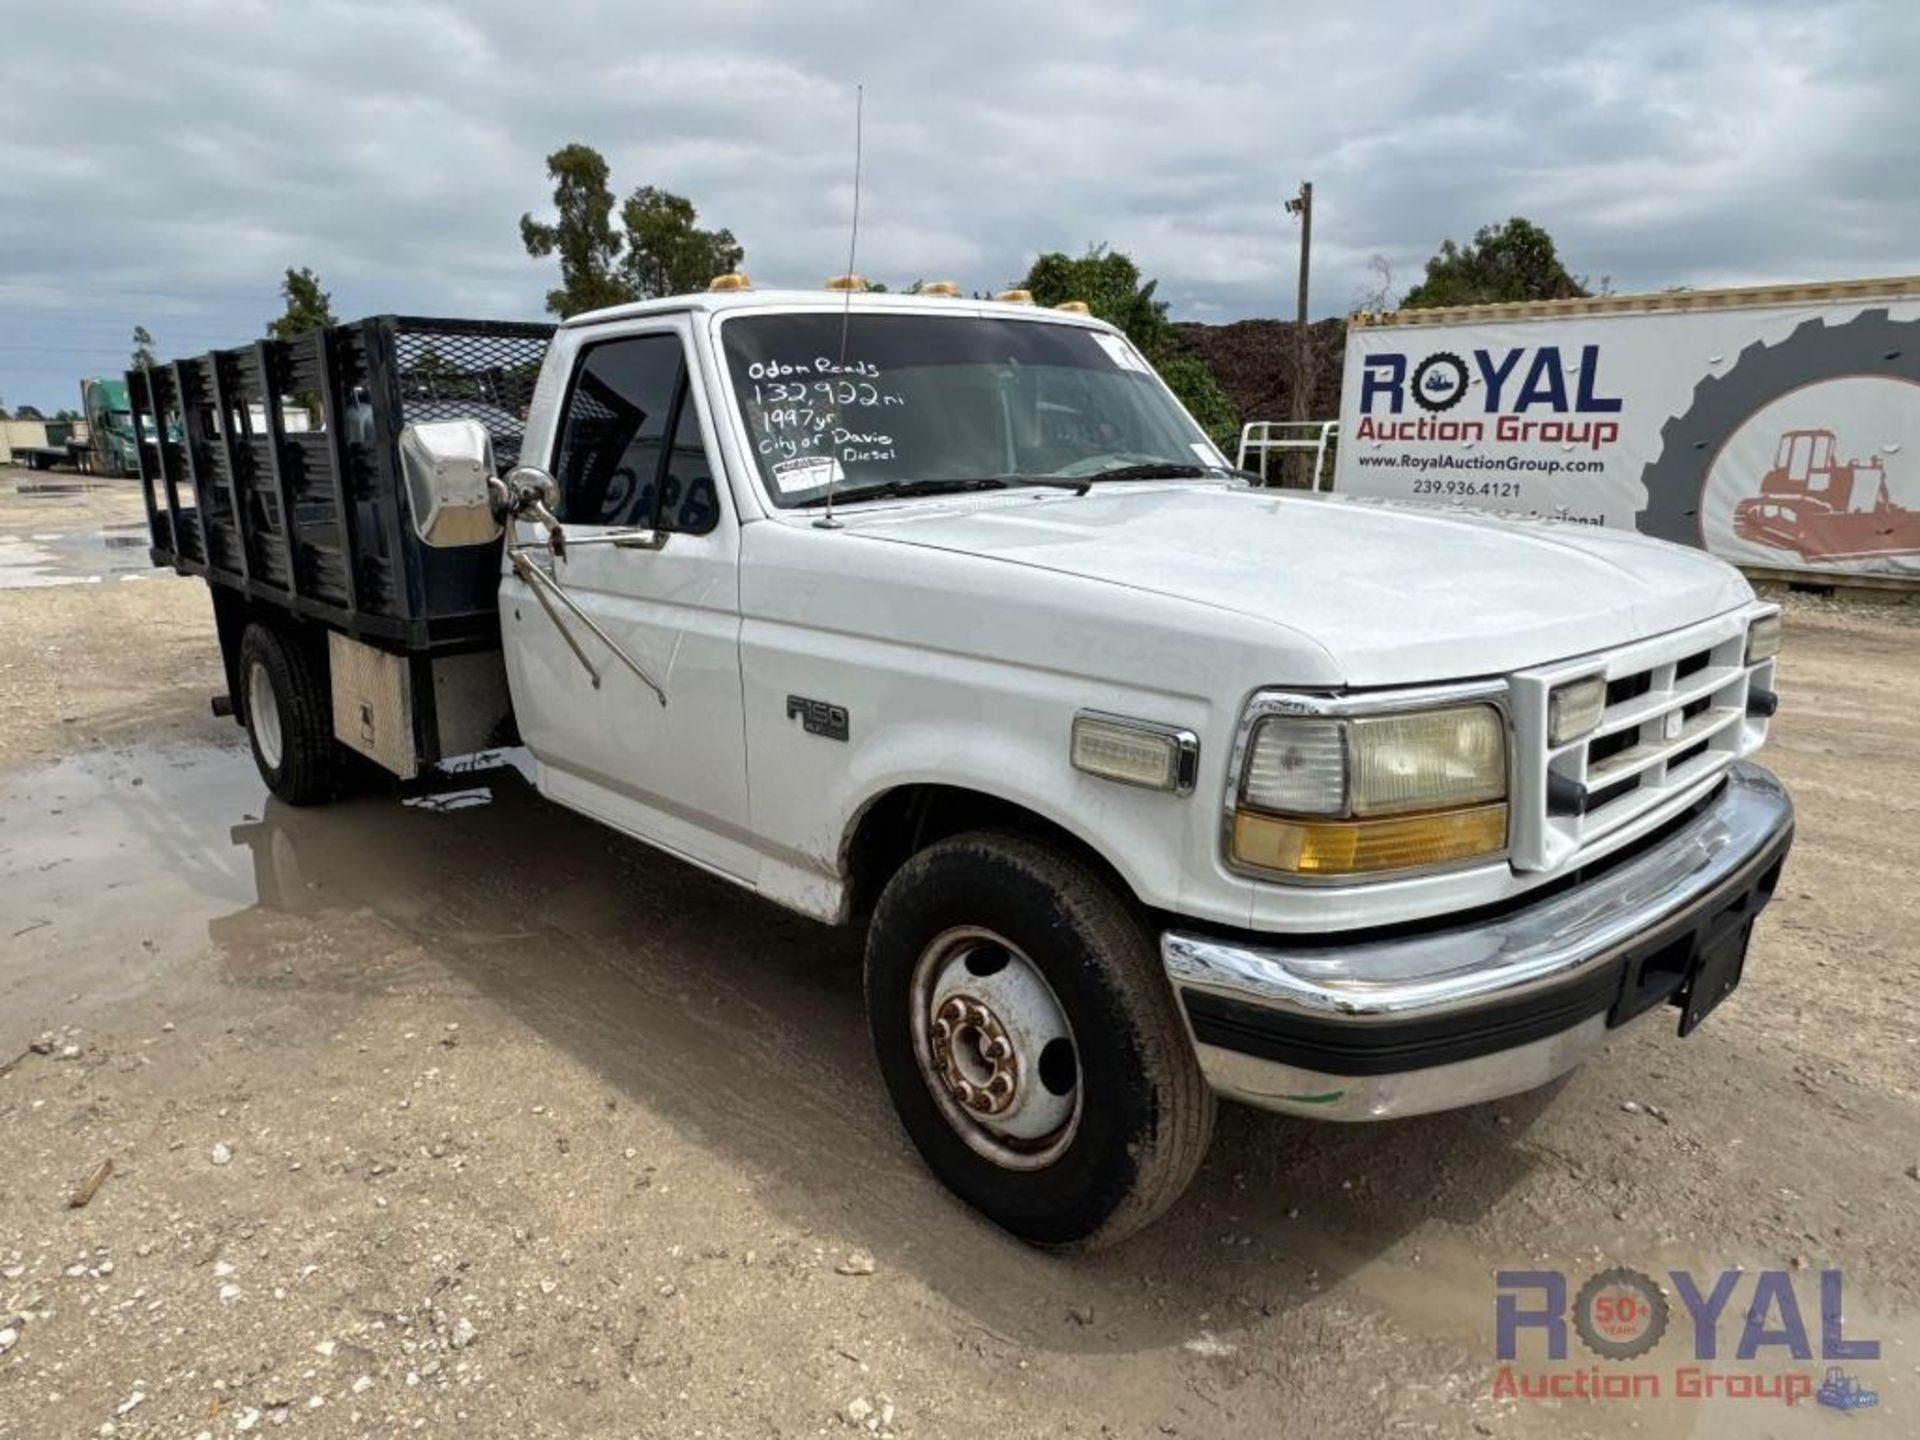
(131, 315, 554, 653)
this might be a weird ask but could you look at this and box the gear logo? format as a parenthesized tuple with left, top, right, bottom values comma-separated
(1410, 351, 1470, 412)
(1573, 1266, 1670, 1361)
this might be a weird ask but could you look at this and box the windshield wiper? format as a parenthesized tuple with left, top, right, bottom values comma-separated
(1083, 461, 1213, 482)
(795, 475, 1090, 508)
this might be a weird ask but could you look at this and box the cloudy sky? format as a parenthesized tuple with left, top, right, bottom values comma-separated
(2, 0, 1915, 410)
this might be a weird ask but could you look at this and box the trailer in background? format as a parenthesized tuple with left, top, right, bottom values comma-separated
(4, 381, 141, 474)
(5, 418, 89, 471)
(1333, 275, 1920, 584)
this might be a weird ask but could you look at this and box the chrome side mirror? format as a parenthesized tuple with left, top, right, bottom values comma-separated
(496, 465, 560, 519)
(397, 419, 502, 548)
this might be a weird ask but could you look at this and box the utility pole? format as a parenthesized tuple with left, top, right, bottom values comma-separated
(1285, 181, 1313, 486)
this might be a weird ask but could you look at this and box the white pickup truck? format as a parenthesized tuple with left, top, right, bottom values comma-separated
(137, 286, 1794, 1247)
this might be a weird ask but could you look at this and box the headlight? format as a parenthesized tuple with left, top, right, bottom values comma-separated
(1746, 611, 1782, 664)
(1233, 703, 1508, 877)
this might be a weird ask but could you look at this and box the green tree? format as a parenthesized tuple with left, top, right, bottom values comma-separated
(268, 267, 337, 339)
(619, 186, 744, 300)
(0, 394, 8, 420)
(521, 144, 635, 318)
(15, 404, 45, 420)
(131, 325, 156, 370)
(1019, 245, 1170, 352)
(1401, 217, 1588, 308)
(1016, 245, 1238, 444)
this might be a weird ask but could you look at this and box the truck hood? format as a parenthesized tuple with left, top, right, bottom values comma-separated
(846, 484, 1752, 686)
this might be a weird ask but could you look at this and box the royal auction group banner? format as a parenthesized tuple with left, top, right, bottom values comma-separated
(1333, 283, 1920, 580)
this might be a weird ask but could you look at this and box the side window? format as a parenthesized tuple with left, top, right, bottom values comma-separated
(552, 335, 719, 533)
(656, 385, 720, 533)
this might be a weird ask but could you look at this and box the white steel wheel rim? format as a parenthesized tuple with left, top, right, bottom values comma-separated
(248, 659, 284, 772)
(909, 926, 1082, 1171)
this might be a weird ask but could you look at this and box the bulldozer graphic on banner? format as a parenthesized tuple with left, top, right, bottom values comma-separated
(1815, 1365, 1881, 1411)
(1731, 427, 1918, 562)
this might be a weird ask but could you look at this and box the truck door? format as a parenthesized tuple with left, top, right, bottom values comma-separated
(498, 317, 754, 881)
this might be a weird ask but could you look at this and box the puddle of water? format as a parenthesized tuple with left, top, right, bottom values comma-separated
(14, 480, 104, 497)
(0, 526, 156, 587)
(0, 535, 91, 588)
(1, 741, 835, 1042)
(1, 744, 263, 1029)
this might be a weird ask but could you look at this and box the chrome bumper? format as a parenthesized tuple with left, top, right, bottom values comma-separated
(1161, 763, 1794, 1121)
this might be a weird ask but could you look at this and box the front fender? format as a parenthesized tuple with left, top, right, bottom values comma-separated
(744, 669, 1258, 930)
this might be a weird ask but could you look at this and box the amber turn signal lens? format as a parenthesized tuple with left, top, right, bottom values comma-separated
(1232, 802, 1508, 876)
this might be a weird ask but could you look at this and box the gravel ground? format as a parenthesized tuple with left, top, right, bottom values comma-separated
(0, 467, 1916, 1439)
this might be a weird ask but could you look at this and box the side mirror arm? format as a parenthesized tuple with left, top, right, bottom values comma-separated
(494, 466, 669, 706)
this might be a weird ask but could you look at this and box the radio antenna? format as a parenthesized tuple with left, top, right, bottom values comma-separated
(816, 82, 863, 531)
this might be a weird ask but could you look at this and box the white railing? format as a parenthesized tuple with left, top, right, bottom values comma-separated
(1236, 419, 1339, 490)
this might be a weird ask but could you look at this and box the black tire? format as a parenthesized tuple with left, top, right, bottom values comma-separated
(238, 623, 341, 806)
(865, 830, 1215, 1248)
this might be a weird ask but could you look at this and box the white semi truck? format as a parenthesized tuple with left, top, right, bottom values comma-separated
(135, 285, 1794, 1247)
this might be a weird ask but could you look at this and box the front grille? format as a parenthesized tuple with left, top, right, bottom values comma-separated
(1510, 612, 1773, 872)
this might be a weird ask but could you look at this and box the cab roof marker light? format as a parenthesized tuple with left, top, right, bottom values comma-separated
(1054, 300, 1091, 314)
(995, 289, 1035, 305)
(824, 274, 870, 292)
(708, 272, 753, 292)
(920, 280, 962, 297)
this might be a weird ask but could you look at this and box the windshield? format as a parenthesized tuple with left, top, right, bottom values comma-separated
(720, 312, 1219, 507)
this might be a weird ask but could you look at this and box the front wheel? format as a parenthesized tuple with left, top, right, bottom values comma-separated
(865, 831, 1215, 1248)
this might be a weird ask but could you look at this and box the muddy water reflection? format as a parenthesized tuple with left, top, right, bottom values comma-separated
(2, 739, 858, 1050)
